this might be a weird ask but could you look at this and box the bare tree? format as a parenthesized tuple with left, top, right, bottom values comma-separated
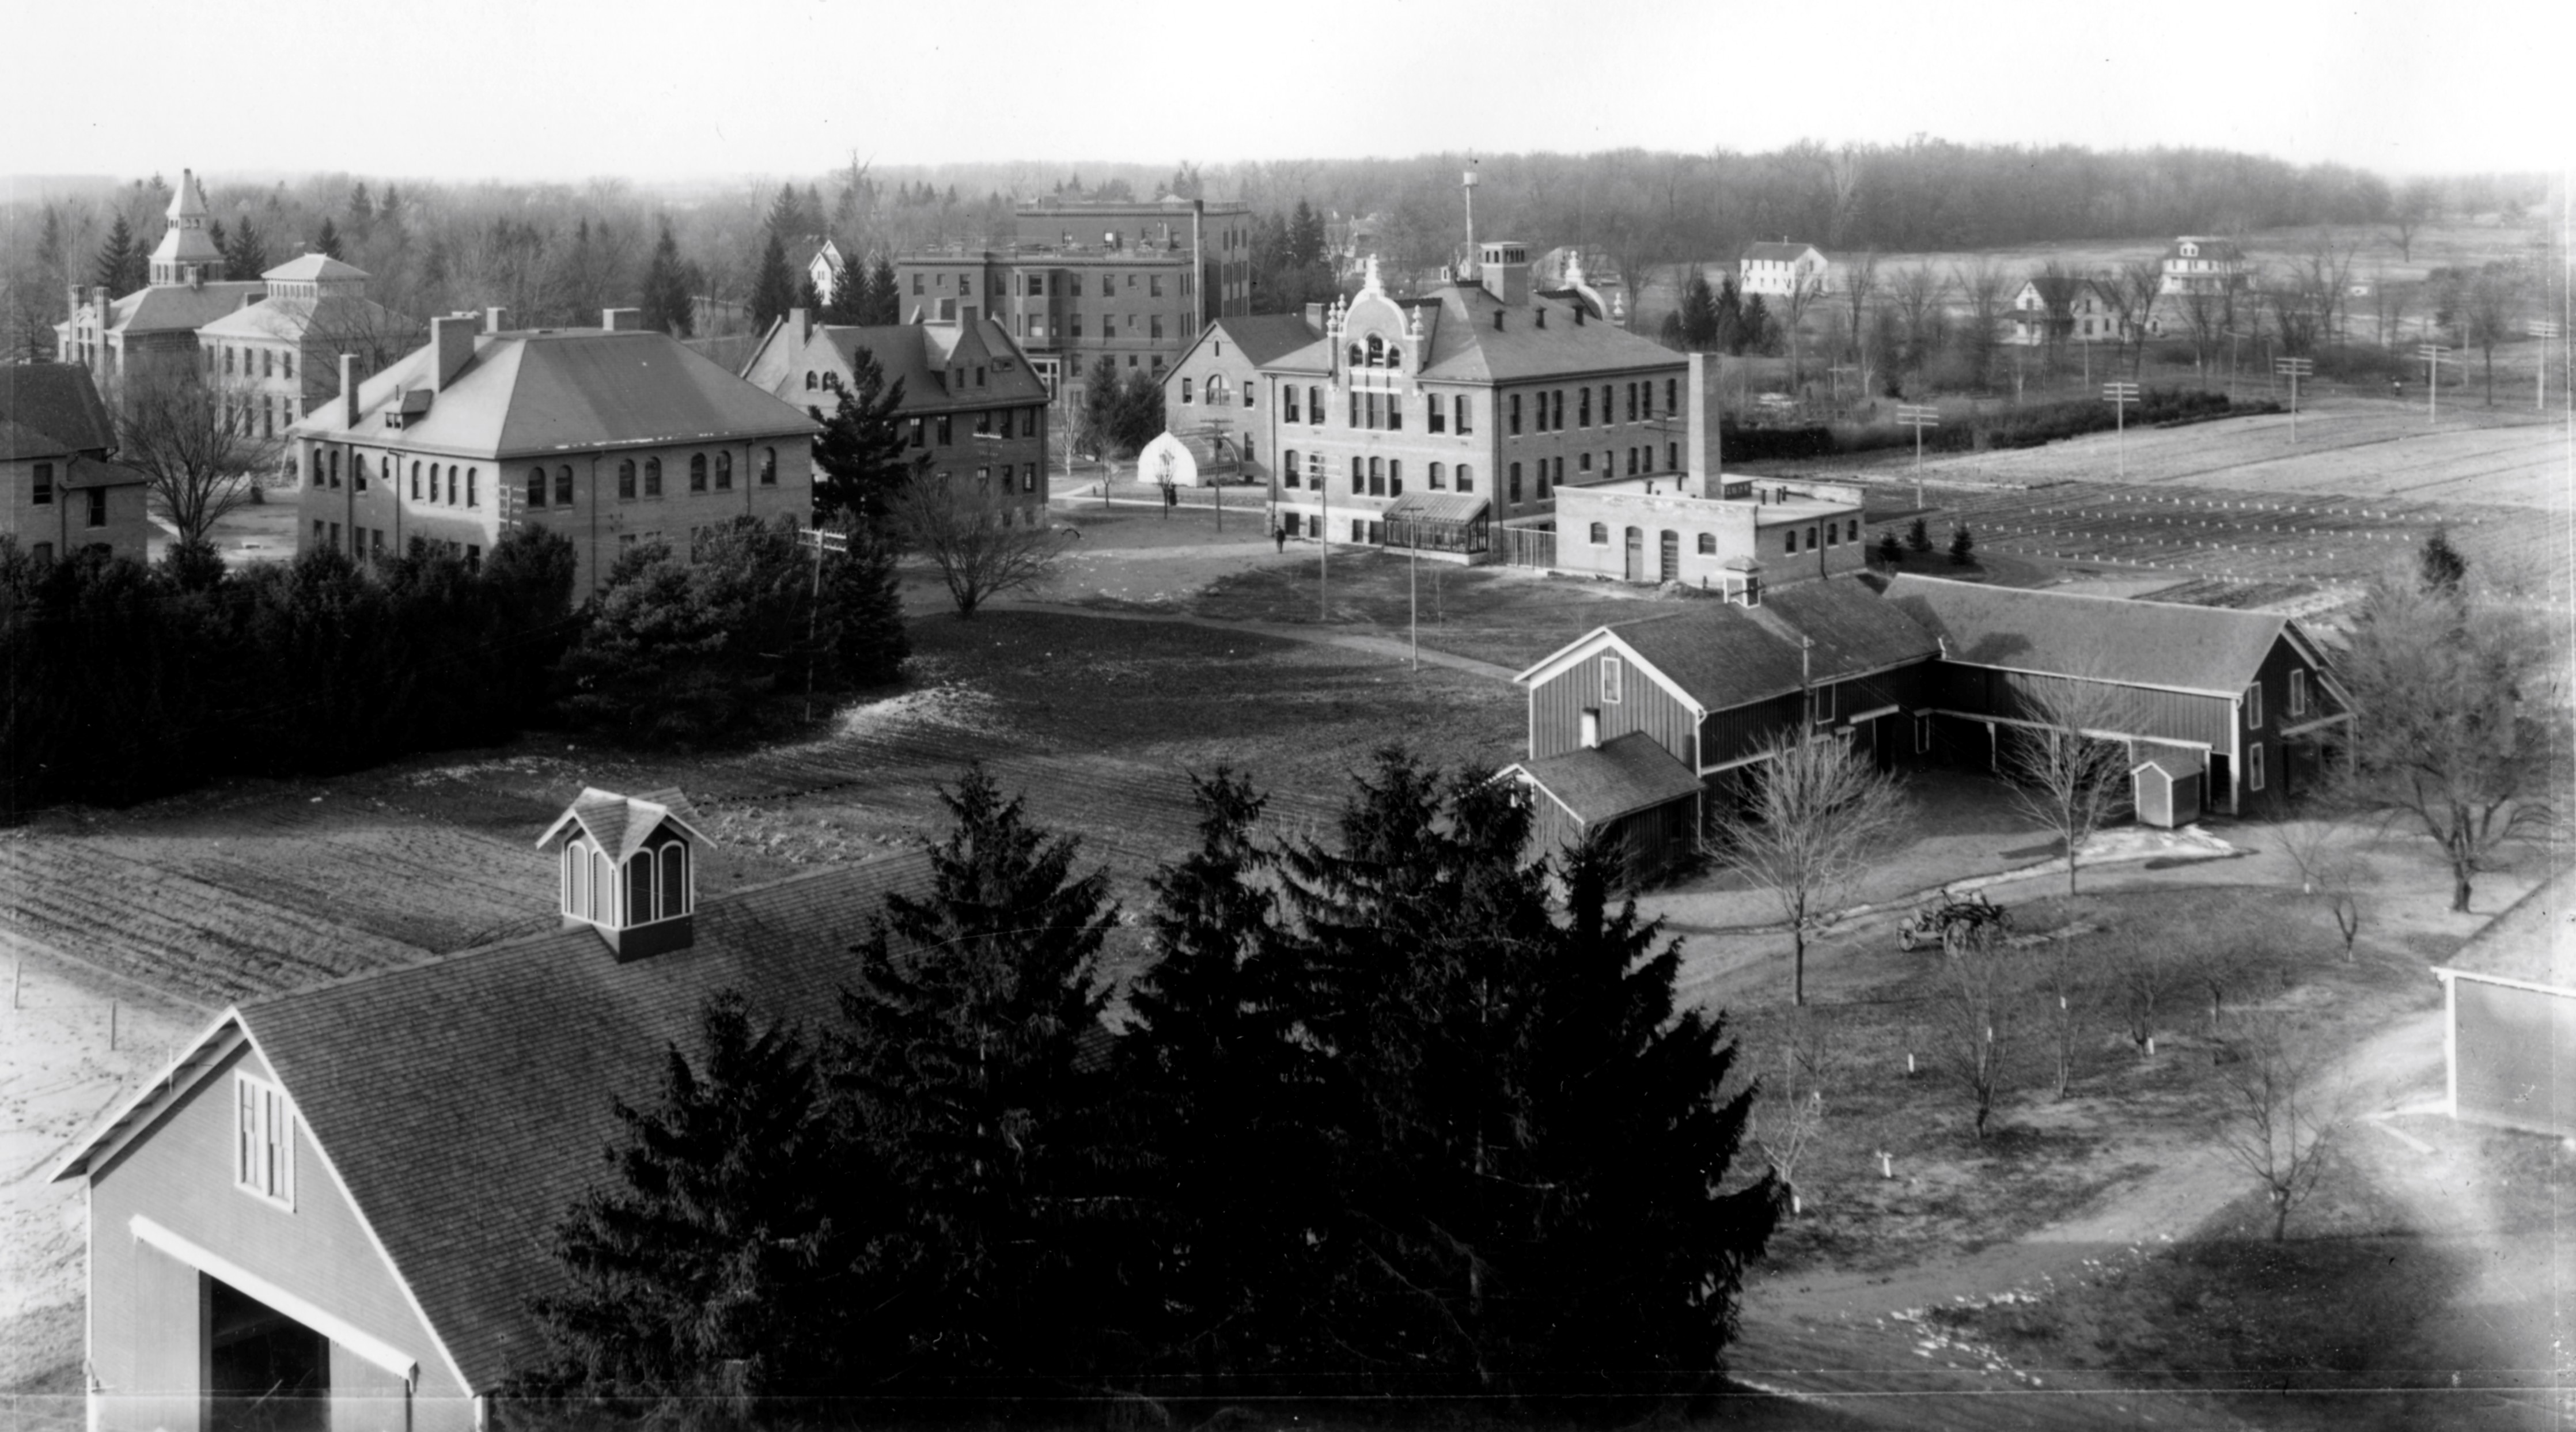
(1840, 251, 1879, 400)
(2027, 261, 2084, 374)
(888, 468, 1070, 618)
(111, 369, 281, 548)
(1950, 259, 2007, 391)
(2175, 285, 2229, 381)
(2387, 178, 2441, 263)
(2333, 575, 2562, 912)
(2214, 1013, 2346, 1241)
(1706, 734, 1912, 1007)
(2002, 674, 2134, 899)
(2101, 923, 2176, 1058)
(2458, 262, 2529, 405)
(1778, 267, 1827, 394)
(1933, 922, 2017, 1141)
(2277, 814, 2368, 963)
(1751, 1008, 1836, 1216)
(2114, 257, 2166, 378)
(2041, 929, 2088, 1100)
(1889, 263, 1949, 380)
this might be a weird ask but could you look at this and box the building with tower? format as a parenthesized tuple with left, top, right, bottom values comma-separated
(196, 255, 419, 448)
(56, 169, 264, 385)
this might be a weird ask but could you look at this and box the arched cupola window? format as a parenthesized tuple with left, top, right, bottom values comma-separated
(540, 788, 714, 960)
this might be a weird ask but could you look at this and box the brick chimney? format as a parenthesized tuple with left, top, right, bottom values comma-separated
(430, 314, 476, 392)
(339, 353, 359, 428)
(483, 306, 509, 334)
(790, 306, 812, 344)
(600, 307, 644, 332)
(1684, 353, 1724, 497)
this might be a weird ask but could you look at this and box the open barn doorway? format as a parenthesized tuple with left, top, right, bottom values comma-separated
(209, 1278, 328, 1432)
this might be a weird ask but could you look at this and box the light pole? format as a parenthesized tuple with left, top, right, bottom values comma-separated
(2103, 381, 2141, 479)
(1312, 450, 1329, 620)
(2419, 342, 2451, 423)
(1896, 403, 1939, 509)
(2274, 356, 2312, 442)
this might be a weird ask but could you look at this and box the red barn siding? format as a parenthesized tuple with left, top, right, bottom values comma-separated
(1529, 647, 1696, 764)
(1699, 693, 1804, 769)
(2451, 978, 2576, 1136)
(90, 1043, 476, 1432)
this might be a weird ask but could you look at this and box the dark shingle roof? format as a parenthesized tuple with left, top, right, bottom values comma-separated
(1607, 605, 1810, 710)
(1884, 575, 2289, 697)
(1206, 313, 1321, 366)
(0, 364, 118, 459)
(238, 852, 935, 1392)
(99, 281, 269, 335)
(821, 319, 1050, 414)
(1511, 732, 1702, 825)
(1745, 579, 1942, 676)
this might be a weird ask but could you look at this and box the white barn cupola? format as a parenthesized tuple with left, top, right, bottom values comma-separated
(536, 787, 713, 960)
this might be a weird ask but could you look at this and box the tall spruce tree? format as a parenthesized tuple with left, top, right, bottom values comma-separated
(861, 255, 900, 325)
(809, 348, 913, 527)
(313, 217, 344, 260)
(639, 222, 693, 337)
(223, 215, 268, 278)
(832, 766, 1117, 1382)
(93, 217, 141, 294)
(526, 990, 872, 1404)
(749, 230, 797, 334)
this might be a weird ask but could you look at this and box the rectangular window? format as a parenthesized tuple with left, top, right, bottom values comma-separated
(2289, 669, 2309, 716)
(1150, 315, 1164, 340)
(1552, 391, 1565, 430)
(1810, 683, 1836, 725)
(1283, 450, 1300, 487)
(1427, 396, 1445, 433)
(1150, 274, 1164, 298)
(1578, 387, 1590, 427)
(31, 462, 52, 505)
(1308, 387, 1323, 426)
(235, 1074, 295, 1208)
(1668, 442, 1679, 470)
(1627, 382, 1638, 422)
(2248, 741, 2266, 791)
(1665, 378, 1677, 412)
(86, 488, 107, 528)
(1286, 387, 1301, 423)
(937, 415, 954, 446)
(2245, 683, 2263, 729)
(1602, 656, 1623, 706)
(1509, 463, 1522, 502)
(1454, 394, 1471, 434)
(1509, 393, 1522, 434)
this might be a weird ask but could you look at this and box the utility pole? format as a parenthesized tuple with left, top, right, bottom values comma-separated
(1313, 450, 1329, 620)
(1896, 404, 1938, 509)
(2532, 319, 2560, 411)
(796, 525, 848, 721)
(2419, 342, 2451, 422)
(2275, 356, 2312, 442)
(2103, 381, 2141, 479)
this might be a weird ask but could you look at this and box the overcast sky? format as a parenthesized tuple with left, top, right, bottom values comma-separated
(3, 0, 2560, 187)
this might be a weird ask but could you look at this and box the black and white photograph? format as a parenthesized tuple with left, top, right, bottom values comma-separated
(1, 0, 2568, 1427)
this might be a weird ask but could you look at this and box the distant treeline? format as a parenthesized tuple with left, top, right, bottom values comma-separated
(0, 516, 906, 818)
(1725, 389, 2267, 463)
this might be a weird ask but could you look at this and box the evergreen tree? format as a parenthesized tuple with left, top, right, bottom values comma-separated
(821, 531, 908, 687)
(376, 184, 404, 236)
(527, 990, 871, 1404)
(1906, 515, 1933, 554)
(832, 766, 1117, 1381)
(345, 181, 374, 241)
(1876, 530, 1904, 567)
(555, 517, 812, 744)
(313, 217, 344, 260)
(638, 222, 693, 338)
(2418, 524, 2468, 594)
(795, 270, 824, 315)
(36, 206, 66, 286)
(1287, 198, 1327, 271)
(93, 217, 141, 294)
(809, 348, 914, 526)
(1678, 268, 1721, 350)
(1737, 293, 1771, 356)
(226, 217, 269, 280)
(1714, 275, 1746, 353)
(207, 220, 228, 268)
(749, 230, 797, 334)
(861, 255, 900, 325)
(1948, 522, 1976, 566)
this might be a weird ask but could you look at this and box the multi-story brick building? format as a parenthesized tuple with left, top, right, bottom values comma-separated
(737, 308, 1051, 524)
(1161, 312, 1323, 476)
(194, 254, 417, 449)
(1250, 243, 1688, 551)
(895, 195, 1252, 406)
(289, 308, 816, 593)
(57, 169, 264, 387)
(0, 364, 151, 563)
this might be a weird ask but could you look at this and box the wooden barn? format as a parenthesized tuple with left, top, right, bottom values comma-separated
(2434, 866, 2576, 1138)
(1502, 731, 1706, 878)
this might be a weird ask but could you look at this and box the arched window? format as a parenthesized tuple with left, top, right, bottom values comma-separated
(1785, 528, 1798, 553)
(690, 453, 708, 491)
(625, 852, 656, 926)
(1283, 449, 1300, 488)
(804, 371, 819, 390)
(1590, 522, 1609, 545)
(618, 459, 637, 499)
(1387, 459, 1401, 496)
(1347, 343, 1364, 368)
(715, 452, 733, 490)
(555, 465, 574, 506)
(467, 468, 479, 509)
(1697, 533, 1717, 555)
(760, 448, 777, 486)
(1429, 461, 1446, 489)
(658, 842, 690, 918)
(644, 457, 663, 496)
(526, 467, 547, 508)
(1366, 335, 1385, 367)
(591, 848, 614, 922)
(1384, 347, 1401, 373)
(564, 838, 590, 917)
(1456, 464, 1473, 493)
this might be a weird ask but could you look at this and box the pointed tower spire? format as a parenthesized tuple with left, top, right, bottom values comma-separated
(149, 167, 226, 287)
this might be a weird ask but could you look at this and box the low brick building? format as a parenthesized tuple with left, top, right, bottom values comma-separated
(0, 363, 152, 562)
(289, 308, 816, 592)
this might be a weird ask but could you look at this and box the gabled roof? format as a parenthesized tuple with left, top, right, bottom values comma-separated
(293, 326, 819, 456)
(1519, 581, 1942, 714)
(1743, 578, 1942, 676)
(1270, 281, 1678, 387)
(816, 318, 1050, 412)
(1742, 241, 1824, 263)
(1202, 312, 1322, 367)
(1600, 605, 1810, 710)
(535, 786, 712, 863)
(2438, 862, 2576, 988)
(90, 282, 268, 336)
(261, 253, 372, 283)
(195, 292, 410, 345)
(59, 850, 940, 1393)
(1508, 732, 1703, 826)
(0, 363, 118, 459)
(1884, 575, 2292, 698)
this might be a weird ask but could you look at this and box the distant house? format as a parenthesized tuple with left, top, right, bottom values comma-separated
(2005, 278, 2124, 346)
(289, 307, 818, 592)
(737, 306, 1051, 524)
(2160, 236, 2248, 297)
(1507, 578, 1941, 873)
(1739, 241, 1829, 299)
(2434, 865, 2576, 1138)
(1884, 575, 2353, 816)
(791, 236, 848, 305)
(53, 787, 938, 1432)
(0, 363, 151, 562)
(1162, 311, 1321, 479)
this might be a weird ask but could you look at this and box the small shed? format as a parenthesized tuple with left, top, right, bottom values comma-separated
(2130, 748, 2205, 828)
(2433, 866, 2576, 1137)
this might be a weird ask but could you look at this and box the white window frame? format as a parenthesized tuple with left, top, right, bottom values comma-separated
(2288, 669, 2308, 717)
(1809, 683, 1836, 725)
(1601, 656, 1624, 706)
(1914, 711, 1934, 753)
(2245, 682, 2263, 729)
(2247, 740, 2266, 792)
(234, 1073, 296, 1210)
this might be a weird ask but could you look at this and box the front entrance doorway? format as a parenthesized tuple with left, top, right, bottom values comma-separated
(1623, 526, 1643, 581)
(1658, 529, 1680, 582)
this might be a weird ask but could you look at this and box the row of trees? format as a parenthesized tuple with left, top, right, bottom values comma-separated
(524, 755, 1781, 1415)
(0, 516, 908, 813)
